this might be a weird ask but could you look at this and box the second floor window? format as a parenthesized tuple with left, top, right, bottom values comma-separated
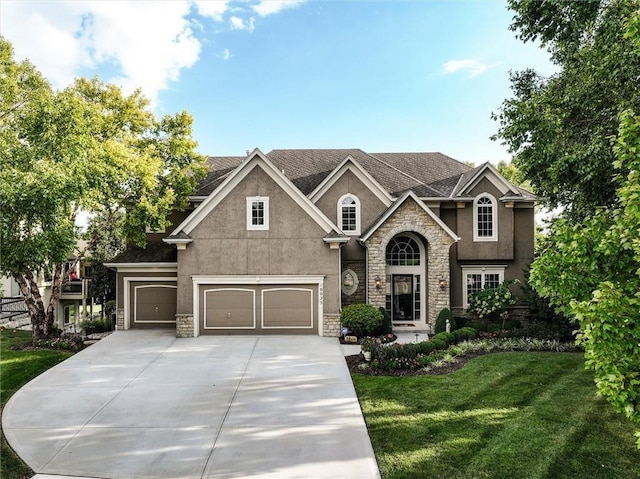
(338, 194, 360, 235)
(474, 193, 497, 241)
(246, 196, 269, 230)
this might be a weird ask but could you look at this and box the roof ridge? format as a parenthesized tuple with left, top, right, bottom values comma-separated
(365, 151, 446, 197)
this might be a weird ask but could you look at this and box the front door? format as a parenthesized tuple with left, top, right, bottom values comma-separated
(392, 274, 413, 321)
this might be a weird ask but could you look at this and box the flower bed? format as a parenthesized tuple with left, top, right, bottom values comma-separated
(357, 332, 581, 374)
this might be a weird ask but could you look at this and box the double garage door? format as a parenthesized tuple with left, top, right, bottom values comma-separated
(197, 284, 318, 335)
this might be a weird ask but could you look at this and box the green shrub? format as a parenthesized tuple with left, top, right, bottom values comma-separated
(452, 327, 478, 342)
(435, 308, 456, 333)
(81, 318, 112, 335)
(469, 321, 488, 332)
(468, 279, 520, 320)
(341, 304, 383, 337)
(432, 331, 455, 347)
(427, 338, 447, 351)
(377, 307, 393, 335)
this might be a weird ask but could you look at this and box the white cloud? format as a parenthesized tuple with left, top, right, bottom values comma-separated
(229, 15, 255, 31)
(0, 0, 303, 105)
(222, 48, 233, 60)
(1, 1, 201, 104)
(442, 59, 489, 78)
(253, 0, 305, 17)
(193, 0, 229, 21)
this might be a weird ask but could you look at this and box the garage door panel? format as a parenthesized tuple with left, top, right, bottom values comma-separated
(204, 289, 255, 329)
(198, 283, 318, 334)
(262, 289, 313, 329)
(130, 283, 177, 327)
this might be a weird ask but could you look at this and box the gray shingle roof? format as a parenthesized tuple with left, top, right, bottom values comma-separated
(194, 149, 535, 201)
(195, 156, 245, 196)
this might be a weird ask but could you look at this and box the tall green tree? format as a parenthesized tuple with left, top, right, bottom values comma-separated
(493, 0, 640, 219)
(0, 37, 206, 338)
(85, 209, 126, 317)
(494, 1, 640, 445)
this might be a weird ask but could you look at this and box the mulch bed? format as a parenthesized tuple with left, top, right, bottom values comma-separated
(345, 352, 487, 377)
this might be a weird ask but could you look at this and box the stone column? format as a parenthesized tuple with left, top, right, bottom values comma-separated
(176, 314, 195, 338)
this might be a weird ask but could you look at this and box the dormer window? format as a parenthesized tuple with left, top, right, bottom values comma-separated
(338, 194, 360, 235)
(473, 193, 497, 241)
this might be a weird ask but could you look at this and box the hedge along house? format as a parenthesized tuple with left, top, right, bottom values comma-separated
(106, 148, 535, 337)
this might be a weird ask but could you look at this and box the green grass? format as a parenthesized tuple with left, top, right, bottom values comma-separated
(353, 352, 640, 479)
(1, 329, 73, 479)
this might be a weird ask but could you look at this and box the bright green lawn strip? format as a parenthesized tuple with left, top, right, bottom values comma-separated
(353, 352, 640, 479)
(1, 329, 73, 479)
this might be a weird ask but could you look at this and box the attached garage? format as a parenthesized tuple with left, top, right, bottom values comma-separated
(125, 278, 177, 329)
(193, 276, 324, 335)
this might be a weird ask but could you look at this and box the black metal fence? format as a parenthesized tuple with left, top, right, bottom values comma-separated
(0, 297, 29, 321)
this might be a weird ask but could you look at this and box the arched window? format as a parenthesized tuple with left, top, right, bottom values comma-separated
(473, 193, 497, 241)
(386, 235, 421, 266)
(338, 194, 360, 235)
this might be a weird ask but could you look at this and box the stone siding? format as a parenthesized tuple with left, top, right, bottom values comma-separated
(116, 309, 124, 330)
(323, 313, 341, 337)
(176, 314, 195, 338)
(341, 260, 366, 306)
(364, 198, 456, 330)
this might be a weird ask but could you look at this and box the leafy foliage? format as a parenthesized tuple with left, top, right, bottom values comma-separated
(493, 0, 640, 219)
(531, 109, 640, 445)
(85, 210, 125, 313)
(0, 37, 206, 337)
(341, 303, 384, 337)
(434, 308, 456, 333)
(468, 279, 519, 320)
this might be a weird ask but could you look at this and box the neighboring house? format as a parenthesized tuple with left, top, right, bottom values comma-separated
(106, 148, 535, 337)
(0, 242, 93, 330)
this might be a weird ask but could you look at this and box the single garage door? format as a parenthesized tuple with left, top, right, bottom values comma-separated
(199, 284, 317, 334)
(129, 281, 177, 328)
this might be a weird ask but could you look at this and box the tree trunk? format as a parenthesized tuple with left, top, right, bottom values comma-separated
(12, 271, 46, 339)
(44, 264, 63, 335)
(12, 265, 63, 339)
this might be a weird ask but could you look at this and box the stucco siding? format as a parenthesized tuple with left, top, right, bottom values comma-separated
(314, 169, 388, 232)
(457, 178, 514, 260)
(177, 165, 340, 315)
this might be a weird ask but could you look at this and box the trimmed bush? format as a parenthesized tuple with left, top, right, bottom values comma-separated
(452, 327, 478, 342)
(435, 308, 456, 333)
(81, 318, 112, 335)
(427, 338, 447, 351)
(432, 331, 455, 347)
(341, 304, 384, 337)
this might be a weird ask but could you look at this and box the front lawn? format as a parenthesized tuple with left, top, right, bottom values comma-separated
(353, 352, 640, 479)
(1, 329, 74, 479)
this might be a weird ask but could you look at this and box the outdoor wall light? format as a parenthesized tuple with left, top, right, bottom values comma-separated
(439, 275, 447, 290)
(374, 275, 382, 289)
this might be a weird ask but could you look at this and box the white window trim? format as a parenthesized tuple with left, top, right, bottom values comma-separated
(337, 193, 361, 236)
(462, 266, 506, 308)
(246, 196, 269, 231)
(473, 192, 498, 242)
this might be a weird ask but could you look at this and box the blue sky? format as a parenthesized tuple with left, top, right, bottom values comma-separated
(2, 0, 554, 165)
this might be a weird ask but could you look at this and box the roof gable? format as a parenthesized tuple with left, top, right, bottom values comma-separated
(308, 155, 393, 207)
(453, 162, 520, 197)
(168, 149, 341, 239)
(361, 191, 460, 242)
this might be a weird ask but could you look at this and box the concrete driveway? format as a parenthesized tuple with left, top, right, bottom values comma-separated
(3, 330, 380, 479)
